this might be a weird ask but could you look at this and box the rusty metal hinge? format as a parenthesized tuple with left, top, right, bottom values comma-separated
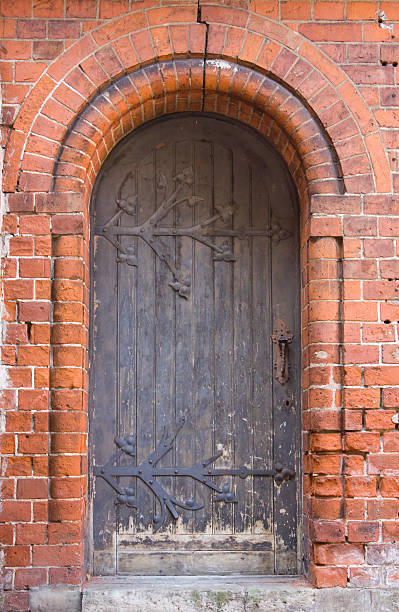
(93, 418, 295, 531)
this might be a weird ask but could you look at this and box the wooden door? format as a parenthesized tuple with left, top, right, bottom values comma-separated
(90, 114, 300, 576)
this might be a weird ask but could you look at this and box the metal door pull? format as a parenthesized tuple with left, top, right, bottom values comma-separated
(271, 319, 294, 385)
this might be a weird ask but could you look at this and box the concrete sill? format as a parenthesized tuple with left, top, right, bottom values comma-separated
(30, 574, 399, 612)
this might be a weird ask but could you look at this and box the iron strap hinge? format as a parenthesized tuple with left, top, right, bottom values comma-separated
(93, 418, 295, 531)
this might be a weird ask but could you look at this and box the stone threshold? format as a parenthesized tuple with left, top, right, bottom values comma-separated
(30, 575, 399, 612)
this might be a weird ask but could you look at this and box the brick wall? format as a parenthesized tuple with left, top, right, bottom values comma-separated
(1, 1, 399, 609)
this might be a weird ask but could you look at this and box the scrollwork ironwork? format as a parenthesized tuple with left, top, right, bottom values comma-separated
(93, 418, 295, 531)
(95, 167, 291, 298)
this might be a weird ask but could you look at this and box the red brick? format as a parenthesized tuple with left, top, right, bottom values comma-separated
(4, 279, 34, 300)
(17, 19, 46, 38)
(49, 498, 84, 521)
(4, 545, 30, 567)
(348, 521, 379, 542)
(365, 367, 399, 386)
(344, 65, 394, 85)
(311, 498, 343, 519)
(383, 388, 399, 407)
(0, 524, 14, 545)
(51, 207, 85, 232)
(310, 520, 345, 542)
(0, 0, 31, 17)
(50, 476, 85, 499)
(19, 389, 49, 411)
(16, 523, 47, 544)
(383, 345, 399, 364)
(17, 478, 48, 499)
(365, 411, 396, 430)
(49, 566, 83, 585)
(33, 543, 83, 566)
(19, 215, 50, 235)
(364, 239, 394, 258)
(0, 500, 31, 522)
(3, 456, 32, 477)
(14, 568, 47, 590)
(312, 476, 343, 497)
(315, 543, 364, 565)
(344, 410, 363, 431)
(368, 453, 399, 474)
(18, 433, 48, 454)
(19, 301, 51, 322)
(344, 388, 380, 409)
(368, 499, 399, 519)
(66, 0, 96, 17)
(380, 218, 399, 237)
(383, 432, 399, 452)
(380, 477, 399, 498)
(380, 260, 399, 279)
(3, 592, 30, 611)
(310, 434, 342, 452)
(347, 1, 378, 20)
(48, 19, 80, 38)
(343, 345, 379, 364)
(49, 455, 83, 477)
(349, 566, 381, 587)
(48, 522, 82, 544)
(363, 324, 395, 342)
(311, 565, 347, 588)
(345, 433, 380, 453)
(383, 523, 399, 542)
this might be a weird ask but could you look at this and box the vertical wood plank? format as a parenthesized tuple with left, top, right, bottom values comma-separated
(213, 142, 235, 535)
(117, 170, 138, 535)
(92, 184, 118, 573)
(251, 166, 273, 537)
(135, 154, 157, 533)
(190, 140, 214, 534)
(231, 150, 252, 536)
(154, 142, 177, 533)
(173, 138, 197, 534)
(270, 176, 300, 574)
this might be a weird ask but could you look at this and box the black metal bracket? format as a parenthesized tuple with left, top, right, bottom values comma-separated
(94, 167, 291, 299)
(93, 418, 295, 531)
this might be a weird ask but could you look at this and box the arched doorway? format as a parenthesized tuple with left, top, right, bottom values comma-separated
(90, 114, 300, 576)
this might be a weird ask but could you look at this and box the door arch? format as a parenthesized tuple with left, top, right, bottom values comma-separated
(90, 113, 300, 575)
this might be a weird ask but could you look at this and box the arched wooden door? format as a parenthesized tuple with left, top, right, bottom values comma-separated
(90, 114, 300, 576)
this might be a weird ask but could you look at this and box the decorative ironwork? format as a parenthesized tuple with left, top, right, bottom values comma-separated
(93, 417, 295, 531)
(95, 167, 291, 298)
(271, 319, 294, 385)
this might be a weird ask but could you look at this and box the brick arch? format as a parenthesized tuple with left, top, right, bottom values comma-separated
(3, 4, 391, 195)
(50, 59, 344, 220)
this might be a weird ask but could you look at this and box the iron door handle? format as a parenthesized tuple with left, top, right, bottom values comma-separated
(271, 319, 294, 385)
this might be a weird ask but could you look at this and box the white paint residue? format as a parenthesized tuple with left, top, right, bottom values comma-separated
(315, 350, 328, 360)
(206, 59, 238, 73)
(377, 10, 394, 31)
